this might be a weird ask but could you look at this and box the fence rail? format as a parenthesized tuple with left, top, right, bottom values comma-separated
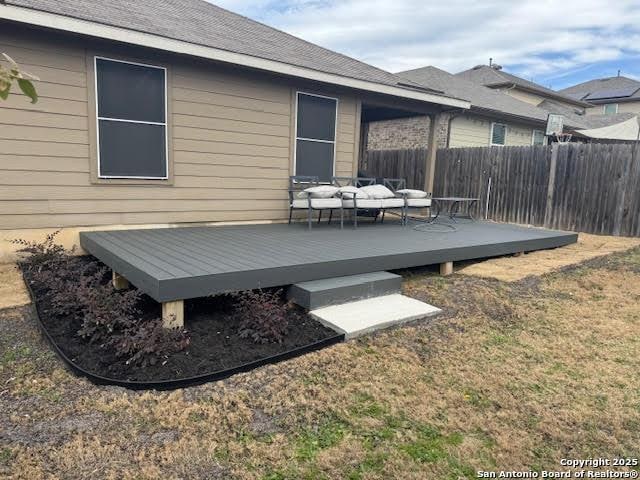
(364, 144, 640, 236)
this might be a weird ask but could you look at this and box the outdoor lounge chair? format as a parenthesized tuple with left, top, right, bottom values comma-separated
(288, 175, 343, 230)
(383, 178, 432, 223)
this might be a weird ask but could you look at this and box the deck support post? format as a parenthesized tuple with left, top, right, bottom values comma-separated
(112, 271, 129, 290)
(439, 261, 453, 276)
(162, 300, 184, 329)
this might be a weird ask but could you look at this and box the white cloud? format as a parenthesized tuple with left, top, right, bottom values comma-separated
(212, 0, 640, 86)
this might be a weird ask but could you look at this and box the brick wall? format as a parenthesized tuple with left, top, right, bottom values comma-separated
(366, 114, 451, 151)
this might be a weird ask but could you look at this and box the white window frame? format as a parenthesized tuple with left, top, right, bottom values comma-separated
(531, 129, 546, 146)
(94, 56, 169, 180)
(490, 122, 507, 146)
(293, 91, 339, 182)
(603, 103, 619, 115)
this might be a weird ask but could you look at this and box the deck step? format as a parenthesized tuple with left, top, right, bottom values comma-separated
(287, 271, 401, 310)
(310, 294, 441, 340)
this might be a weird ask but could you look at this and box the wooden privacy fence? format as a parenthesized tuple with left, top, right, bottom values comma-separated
(433, 143, 640, 237)
(360, 148, 427, 189)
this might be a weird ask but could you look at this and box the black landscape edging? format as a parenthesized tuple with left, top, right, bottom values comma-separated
(23, 276, 344, 391)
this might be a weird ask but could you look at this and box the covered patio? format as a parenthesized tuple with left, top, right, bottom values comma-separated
(79, 220, 577, 326)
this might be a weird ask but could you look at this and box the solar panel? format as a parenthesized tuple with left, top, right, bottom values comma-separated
(585, 86, 640, 100)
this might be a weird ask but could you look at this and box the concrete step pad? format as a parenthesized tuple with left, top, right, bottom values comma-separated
(288, 271, 401, 310)
(310, 294, 441, 340)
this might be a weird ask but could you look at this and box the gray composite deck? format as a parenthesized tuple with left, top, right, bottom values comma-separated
(79, 220, 578, 303)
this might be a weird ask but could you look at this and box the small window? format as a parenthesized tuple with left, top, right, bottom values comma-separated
(295, 92, 337, 182)
(603, 103, 618, 115)
(95, 57, 168, 179)
(490, 122, 507, 146)
(532, 130, 546, 145)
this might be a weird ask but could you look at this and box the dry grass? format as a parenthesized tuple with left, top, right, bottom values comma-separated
(1, 240, 640, 479)
(458, 232, 640, 281)
(0, 264, 29, 310)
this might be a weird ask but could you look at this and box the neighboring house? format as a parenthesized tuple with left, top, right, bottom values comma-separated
(0, 0, 469, 260)
(367, 64, 637, 152)
(559, 75, 640, 116)
(368, 66, 555, 150)
(456, 63, 591, 111)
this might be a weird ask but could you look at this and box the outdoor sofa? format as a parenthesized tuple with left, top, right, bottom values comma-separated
(288, 176, 432, 229)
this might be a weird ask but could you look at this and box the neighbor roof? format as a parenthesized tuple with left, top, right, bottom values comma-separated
(538, 99, 636, 130)
(1, 0, 469, 108)
(559, 76, 640, 103)
(456, 65, 591, 108)
(398, 65, 551, 124)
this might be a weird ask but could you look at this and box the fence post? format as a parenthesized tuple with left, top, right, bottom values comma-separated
(543, 143, 559, 228)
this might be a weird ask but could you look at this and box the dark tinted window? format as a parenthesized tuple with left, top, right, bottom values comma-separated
(491, 123, 506, 145)
(96, 58, 165, 123)
(296, 140, 334, 182)
(99, 120, 166, 178)
(296, 93, 336, 141)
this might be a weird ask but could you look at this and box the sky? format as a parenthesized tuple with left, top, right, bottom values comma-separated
(211, 0, 640, 90)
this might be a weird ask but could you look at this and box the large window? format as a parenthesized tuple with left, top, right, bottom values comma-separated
(532, 129, 546, 145)
(95, 57, 168, 179)
(490, 122, 507, 146)
(295, 92, 338, 182)
(603, 103, 618, 115)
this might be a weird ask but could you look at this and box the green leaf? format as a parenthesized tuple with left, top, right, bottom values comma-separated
(17, 78, 37, 103)
(0, 83, 10, 101)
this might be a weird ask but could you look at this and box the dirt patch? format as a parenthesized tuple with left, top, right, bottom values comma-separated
(0, 264, 30, 310)
(23, 258, 338, 384)
(458, 232, 640, 281)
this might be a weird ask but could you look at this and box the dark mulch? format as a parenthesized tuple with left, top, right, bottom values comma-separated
(22, 257, 338, 383)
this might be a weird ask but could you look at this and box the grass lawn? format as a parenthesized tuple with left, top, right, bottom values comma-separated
(1, 237, 640, 479)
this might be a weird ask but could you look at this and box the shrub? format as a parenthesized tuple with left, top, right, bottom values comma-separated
(233, 289, 291, 344)
(14, 234, 190, 366)
(11, 230, 67, 270)
(113, 318, 190, 367)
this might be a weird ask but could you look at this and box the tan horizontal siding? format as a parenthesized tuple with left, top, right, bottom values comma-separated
(0, 186, 286, 201)
(0, 139, 88, 157)
(173, 125, 289, 147)
(174, 163, 287, 178)
(0, 124, 89, 144)
(173, 138, 289, 158)
(173, 100, 289, 126)
(172, 86, 290, 115)
(0, 95, 87, 116)
(0, 109, 88, 130)
(174, 151, 289, 168)
(173, 114, 289, 137)
(0, 155, 90, 173)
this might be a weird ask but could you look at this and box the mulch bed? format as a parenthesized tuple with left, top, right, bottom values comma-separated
(22, 256, 339, 384)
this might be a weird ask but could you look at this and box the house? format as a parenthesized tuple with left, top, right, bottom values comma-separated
(559, 75, 640, 116)
(0, 0, 471, 261)
(367, 65, 553, 151)
(455, 63, 591, 111)
(366, 65, 638, 153)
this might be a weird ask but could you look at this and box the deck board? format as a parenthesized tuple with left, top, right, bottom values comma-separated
(80, 220, 578, 302)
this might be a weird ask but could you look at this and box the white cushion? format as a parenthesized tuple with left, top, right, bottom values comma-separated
(406, 198, 432, 207)
(303, 185, 339, 198)
(292, 198, 342, 209)
(359, 184, 395, 199)
(337, 186, 368, 199)
(381, 198, 405, 208)
(397, 189, 428, 199)
(342, 198, 382, 209)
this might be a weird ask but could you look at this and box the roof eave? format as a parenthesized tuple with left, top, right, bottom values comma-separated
(487, 81, 592, 108)
(0, 4, 470, 110)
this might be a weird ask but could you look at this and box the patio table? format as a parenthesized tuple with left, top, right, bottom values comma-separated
(432, 197, 480, 222)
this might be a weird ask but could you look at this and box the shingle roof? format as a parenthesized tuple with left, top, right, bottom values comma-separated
(398, 66, 635, 132)
(559, 76, 640, 103)
(4, 0, 447, 98)
(398, 66, 550, 123)
(456, 65, 591, 107)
